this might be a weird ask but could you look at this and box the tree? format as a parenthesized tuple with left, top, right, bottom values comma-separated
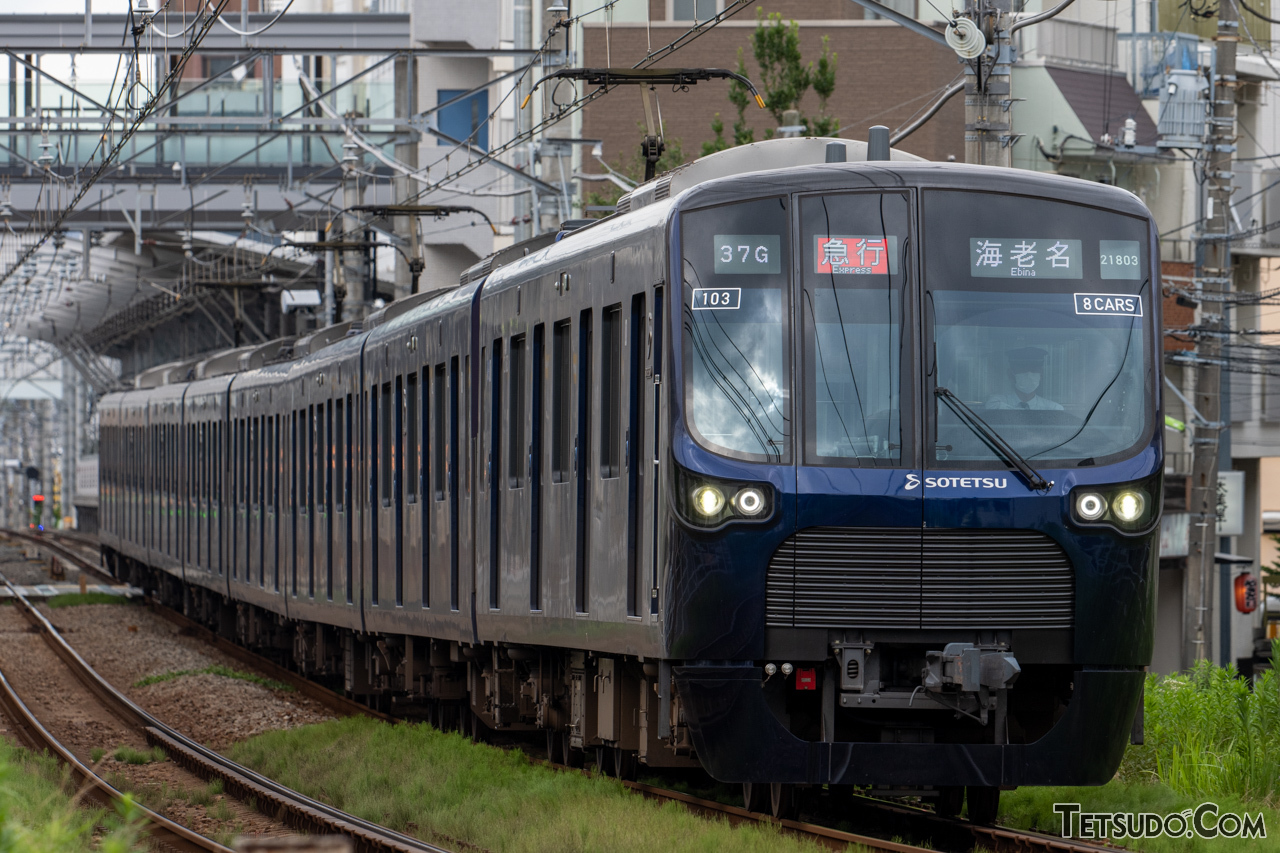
(702, 10, 839, 156)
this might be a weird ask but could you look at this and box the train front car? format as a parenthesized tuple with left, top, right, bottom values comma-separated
(664, 163, 1160, 817)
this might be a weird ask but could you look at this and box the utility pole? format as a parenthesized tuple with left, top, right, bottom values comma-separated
(340, 136, 366, 324)
(1185, 0, 1238, 668)
(393, 54, 418, 300)
(963, 0, 1013, 167)
(513, 0, 533, 242)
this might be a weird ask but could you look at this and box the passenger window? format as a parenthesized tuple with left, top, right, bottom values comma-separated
(407, 373, 419, 503)
(551, 319, 572, 483)
(434, 365, 446, 500)
(600, 304, 622, 478)
(336, 398, 346, 511)
(381, 382, 393, 506)
(509, 335, 525, 488)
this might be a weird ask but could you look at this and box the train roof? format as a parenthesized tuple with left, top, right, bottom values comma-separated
(109, 140, 1151, 397)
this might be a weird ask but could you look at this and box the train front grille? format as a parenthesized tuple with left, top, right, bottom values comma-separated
(765, 527, 1074, 630)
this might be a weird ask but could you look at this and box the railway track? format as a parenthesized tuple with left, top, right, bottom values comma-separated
(0, 652, 233, 853)
(8, 530, 1126, 853)
(0, 566, 454, 853)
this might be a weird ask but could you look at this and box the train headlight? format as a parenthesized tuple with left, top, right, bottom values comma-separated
(1112, 490, 1146, 523)
(1076, 492, 1107, 521)
(734, 487, 765, 516)
(674, 463, 773, 529)
(692, 485, 726, 517)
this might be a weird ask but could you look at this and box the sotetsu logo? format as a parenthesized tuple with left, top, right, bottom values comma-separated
(904, 474, 1010, 490)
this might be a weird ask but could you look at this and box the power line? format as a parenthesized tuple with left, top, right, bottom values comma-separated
(0, 0, 232, 309)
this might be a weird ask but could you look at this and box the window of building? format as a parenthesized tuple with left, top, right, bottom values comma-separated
(672, 0, 717, 20)
(437, 89, 489, 149)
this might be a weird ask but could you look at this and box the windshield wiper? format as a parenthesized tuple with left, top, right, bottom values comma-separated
(934, 387, 1053, 491)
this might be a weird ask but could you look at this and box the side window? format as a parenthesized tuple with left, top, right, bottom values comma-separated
(336, 397, 346, 511)
(508, 334, 526, 488)
(381, 382, 393, 506)
(551, 319, 572, 483)
(434, 365, 446, 500)
(407, 373, 419, 503)
(600, 304, 622, 478)
(490, 339, 503, 490)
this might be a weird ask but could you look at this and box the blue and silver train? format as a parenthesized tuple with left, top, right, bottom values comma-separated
(99, 137, 1161, 823)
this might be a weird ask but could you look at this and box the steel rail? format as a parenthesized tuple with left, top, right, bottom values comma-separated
(0, 575, 452, 853)
(3, 529, 391, 723)
(1, 528, 115, 583)
(0, 583, 232, 853)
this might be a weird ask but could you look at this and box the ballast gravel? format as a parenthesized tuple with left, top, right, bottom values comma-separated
(40, 602, 334, 750)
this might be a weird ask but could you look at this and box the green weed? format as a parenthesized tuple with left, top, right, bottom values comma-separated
(0, 738, 143, 852)
(89, 747, 105, 763)
(999, 782, 1280, 851)
(228, 717, 825, 853)
(1120, 654, 1280, 802)
(208, 797, 233, 822)
(112, 745, 166, 765)
(134, 664, 292, 692)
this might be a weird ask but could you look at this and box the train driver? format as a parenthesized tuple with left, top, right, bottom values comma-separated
(985, 346, 1063, 411)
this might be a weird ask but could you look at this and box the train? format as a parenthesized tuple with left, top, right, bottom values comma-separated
(99, 136, 1162, 824)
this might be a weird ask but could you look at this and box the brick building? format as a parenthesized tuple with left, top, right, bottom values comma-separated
(579, 2, 966, 172)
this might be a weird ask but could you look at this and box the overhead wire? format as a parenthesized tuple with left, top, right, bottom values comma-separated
(0, 0, 233, 307)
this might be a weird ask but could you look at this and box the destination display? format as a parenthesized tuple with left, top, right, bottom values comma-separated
(813, 235, 901, 275)
(713, 234, 782, 275)
(969, 238, 1083, 279)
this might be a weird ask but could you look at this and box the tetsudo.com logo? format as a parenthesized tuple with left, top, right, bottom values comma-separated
(1053, 803, 1266, 840)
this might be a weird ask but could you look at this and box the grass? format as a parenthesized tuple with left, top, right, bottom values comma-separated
(228, 717, 831, 853)
(45, 593, 134, 609)
(0, 738, 143, 852)
(996, 647, 1280, 850)
(133, 664, 293, 692)
(111, 745, 166, 765)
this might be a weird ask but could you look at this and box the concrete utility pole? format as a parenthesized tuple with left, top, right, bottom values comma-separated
(1185, 1, 1238, 668)
(340, 140, 366, 324)
(393, 54, 418, 301)
(963, 0, 1013, 167)
(513, 0, 533, 242)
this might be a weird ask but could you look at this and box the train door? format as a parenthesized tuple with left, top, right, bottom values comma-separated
(644, 284, 665, 616)
(542, 310, 577, 619)
(336, 391, 352, 604)
(306, 403, 317, 598)
(263, 413, 275, 589)
(500, 330, 530, 615)
(372, 371, 396, 610)
(788, 191, 923, 640)
(323, 398, 335, 602)
(211, 413, 223, 580)
(313, 400, 328, 600)
(428, 358, 450, 612)
(249, 415, 262, 589)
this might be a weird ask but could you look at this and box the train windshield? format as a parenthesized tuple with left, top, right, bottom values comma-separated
(923, 190, 1154, 467)
(681, 197, 792, 462)
(799, 191, 910, 467)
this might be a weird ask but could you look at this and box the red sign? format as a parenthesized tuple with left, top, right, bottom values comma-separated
(1236, 573, 1259, 614)
(795, 668, 817, 690)
(815, 236, 889, 275)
